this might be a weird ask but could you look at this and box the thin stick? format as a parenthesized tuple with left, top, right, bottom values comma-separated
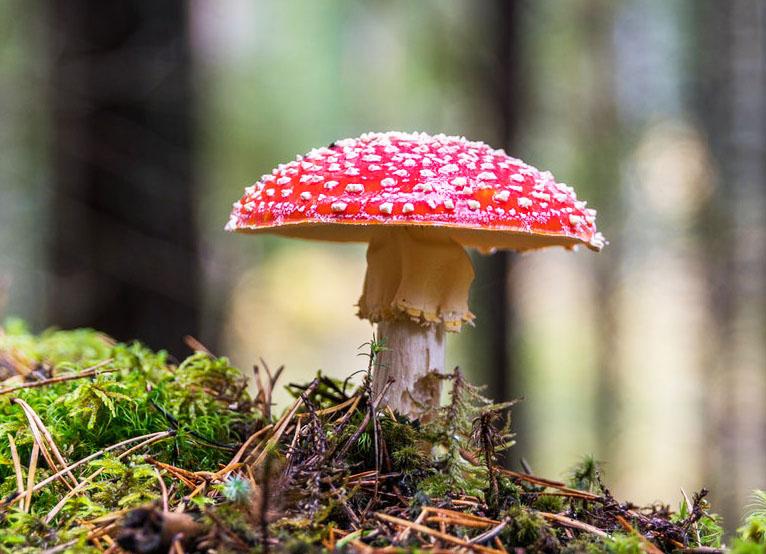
(426, 516, 492, 528)
(470, 519, 508, 545)
(336, 380, 393, 459)
(13, 400, 68, 490)
(286, 419, 302, 462)
(375, 512, 501, 553)
(25, 443, 39, 513)
(44, 431, 174, 523)
(396, 507, 426, 542)
(251, 379, 319, 467)
(425, 507, 499, 524)
(13, 398, 79, 489)
(5, 430, 174, 509)
(210, 424, 273, 479)
(540, 512, 608, 538)
(155, 467, 169, 512)
(295, 395, 358, 419)
(497, 467, 599, 500)
(0, 360, 113, 396)
(615, 515, 664, 554)
(171, 533, 185, 554)
(7, 435, 24, 497)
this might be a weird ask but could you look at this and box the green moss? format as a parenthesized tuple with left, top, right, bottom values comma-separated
(532, 493, 565, 514)
(501, 505, 547, 547)
(561, 537, 609, 554)
(731, 540, 766, 554)
(733, 490, 766, 552)
(0, 321, 263, 552)
(604, 532, 644, 554)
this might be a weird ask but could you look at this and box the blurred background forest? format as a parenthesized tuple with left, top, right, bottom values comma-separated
(1, 0, 764, 533)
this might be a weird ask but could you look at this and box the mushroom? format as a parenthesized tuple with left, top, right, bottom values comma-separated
(227, 132, 605, 418)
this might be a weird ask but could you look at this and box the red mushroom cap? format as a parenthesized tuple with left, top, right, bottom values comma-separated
(226, 132, 605, 252)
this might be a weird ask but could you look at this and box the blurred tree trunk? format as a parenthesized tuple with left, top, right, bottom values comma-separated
(694, 0, 766, 528)
(48, 1, 200, 356)
(468, 0, 521, 459)
(580, 0, 622, 474)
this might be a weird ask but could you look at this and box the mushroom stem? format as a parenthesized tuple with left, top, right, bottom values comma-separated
(373, 320, 444, 417)
(358, 228, 475, 417)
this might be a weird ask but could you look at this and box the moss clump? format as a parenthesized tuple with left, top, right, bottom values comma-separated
(532, 493, 565, 513)
(501, 505, 548, 547)
(0, 320, 262, 551)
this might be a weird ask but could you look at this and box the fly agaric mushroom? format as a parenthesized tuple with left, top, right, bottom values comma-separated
(227, 132, 604, 418)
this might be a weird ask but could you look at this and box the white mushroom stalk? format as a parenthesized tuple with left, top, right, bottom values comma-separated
(358, 228, 475, 416)
(226, 131, 604, 419)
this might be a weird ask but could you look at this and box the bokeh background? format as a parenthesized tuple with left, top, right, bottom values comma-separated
(1, 0, 764, 532)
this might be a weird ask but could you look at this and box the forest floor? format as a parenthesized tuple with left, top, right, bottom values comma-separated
(0, 320, 763, 553)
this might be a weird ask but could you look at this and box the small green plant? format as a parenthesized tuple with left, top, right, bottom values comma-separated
(569, 455, 603, 493)
(732, 490, 766, 553)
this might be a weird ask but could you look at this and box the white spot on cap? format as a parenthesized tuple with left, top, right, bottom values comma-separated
(362, 154, 382, 162)
(331, 201, 348, 213)
(413, 183, 433, 192)
(569, 214, 584, 225)
(532, 191, 551, 201)
(427, 199, 437, 209)
(511, 174, 524, 183)
(420, 169, 435, 178)
(379, 202, 393, 214)
(328, 163, 341, 171)
(444, 198, 455, 210)
(493, 190, 511, 202)
(324, 181, 339, 190)
(403, 158, 416, 167)
(368, 164, 382, 171)
(345, 167, 360, 176)
(402, 202, 415, 214)
(394, 169, 409, 178)
(381, 177, 396, 187)
(518, 197, 532, 208)
(300, 191, 312, 201)
(277, 177, 291, 185)
(554, 193, 569, 202)
(438, 163, 459, 174)
(345, 183, 364, 193)
(281, 188, 293, 197)
(265, 189, 275, 197)
(591, 232, 607, 249)
(467, 200, 481, 210)
(451, 177, 467, 187)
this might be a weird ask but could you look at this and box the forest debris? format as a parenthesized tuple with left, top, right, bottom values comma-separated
(0, 325, 735, 553)
(116, 507, 200, 554)
(0, 359, 113, 396)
